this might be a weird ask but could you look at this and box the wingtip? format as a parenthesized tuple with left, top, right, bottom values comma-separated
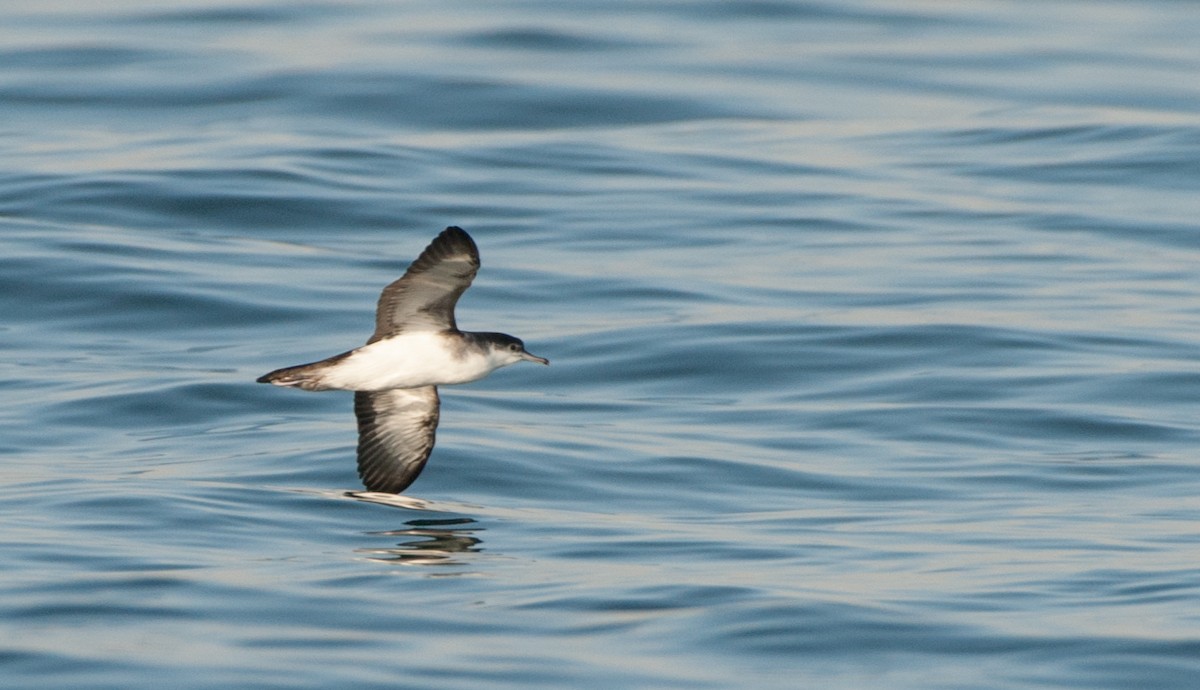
(407, 225, 480, 272)
(436, 226, 478, 254)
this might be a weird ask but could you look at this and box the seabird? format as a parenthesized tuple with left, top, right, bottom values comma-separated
(257, 226, 548, 493)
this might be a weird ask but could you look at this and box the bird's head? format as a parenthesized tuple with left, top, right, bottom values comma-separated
(483, 333, 549, 367)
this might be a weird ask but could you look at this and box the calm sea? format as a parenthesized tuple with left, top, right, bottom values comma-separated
(2, 1, 1199, 688)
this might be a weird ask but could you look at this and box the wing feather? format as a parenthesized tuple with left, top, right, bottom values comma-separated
(355, 387, 440, 493)
(369, 226, 479, 342)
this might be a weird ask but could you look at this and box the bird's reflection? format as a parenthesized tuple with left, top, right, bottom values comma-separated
(345, 491, 483, 566)
(356, 518, 482, 566)
(356, 517, 482, 566)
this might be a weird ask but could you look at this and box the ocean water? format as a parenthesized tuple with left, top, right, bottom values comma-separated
(2, 1, 1200, 688)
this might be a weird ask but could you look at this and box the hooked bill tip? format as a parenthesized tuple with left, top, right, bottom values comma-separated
(522, 352, 549, 365)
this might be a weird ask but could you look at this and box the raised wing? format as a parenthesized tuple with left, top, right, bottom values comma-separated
(355, 387, 440, 493)
(369, 226, 479, 342)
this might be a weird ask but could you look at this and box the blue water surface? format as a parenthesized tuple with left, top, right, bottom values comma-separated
(2, 1, 1200, 688)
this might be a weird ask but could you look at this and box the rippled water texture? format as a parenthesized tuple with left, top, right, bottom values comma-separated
(2, 2, 1199, 688)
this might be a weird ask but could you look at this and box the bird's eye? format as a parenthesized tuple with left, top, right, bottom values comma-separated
(509, 343, 521, 352)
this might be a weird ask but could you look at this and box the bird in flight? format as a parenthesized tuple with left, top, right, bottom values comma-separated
(257, 226, 548, 493)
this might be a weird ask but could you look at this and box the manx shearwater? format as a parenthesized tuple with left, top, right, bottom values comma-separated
(257, 226, 548, 493)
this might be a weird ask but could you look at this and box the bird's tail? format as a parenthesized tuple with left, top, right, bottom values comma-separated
(258, 349, 354, 391)
(256, 362, 329, 391)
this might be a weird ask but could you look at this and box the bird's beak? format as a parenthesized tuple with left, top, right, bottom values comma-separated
(521, 351, 549, 365)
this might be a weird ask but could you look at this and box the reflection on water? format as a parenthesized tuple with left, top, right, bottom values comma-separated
(345, 491, 484, 567)
(343, 490, 437, 512)
(357, 518, 483, 567)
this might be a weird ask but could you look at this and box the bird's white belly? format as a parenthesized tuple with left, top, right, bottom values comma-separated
(319, 332, 492, 391)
